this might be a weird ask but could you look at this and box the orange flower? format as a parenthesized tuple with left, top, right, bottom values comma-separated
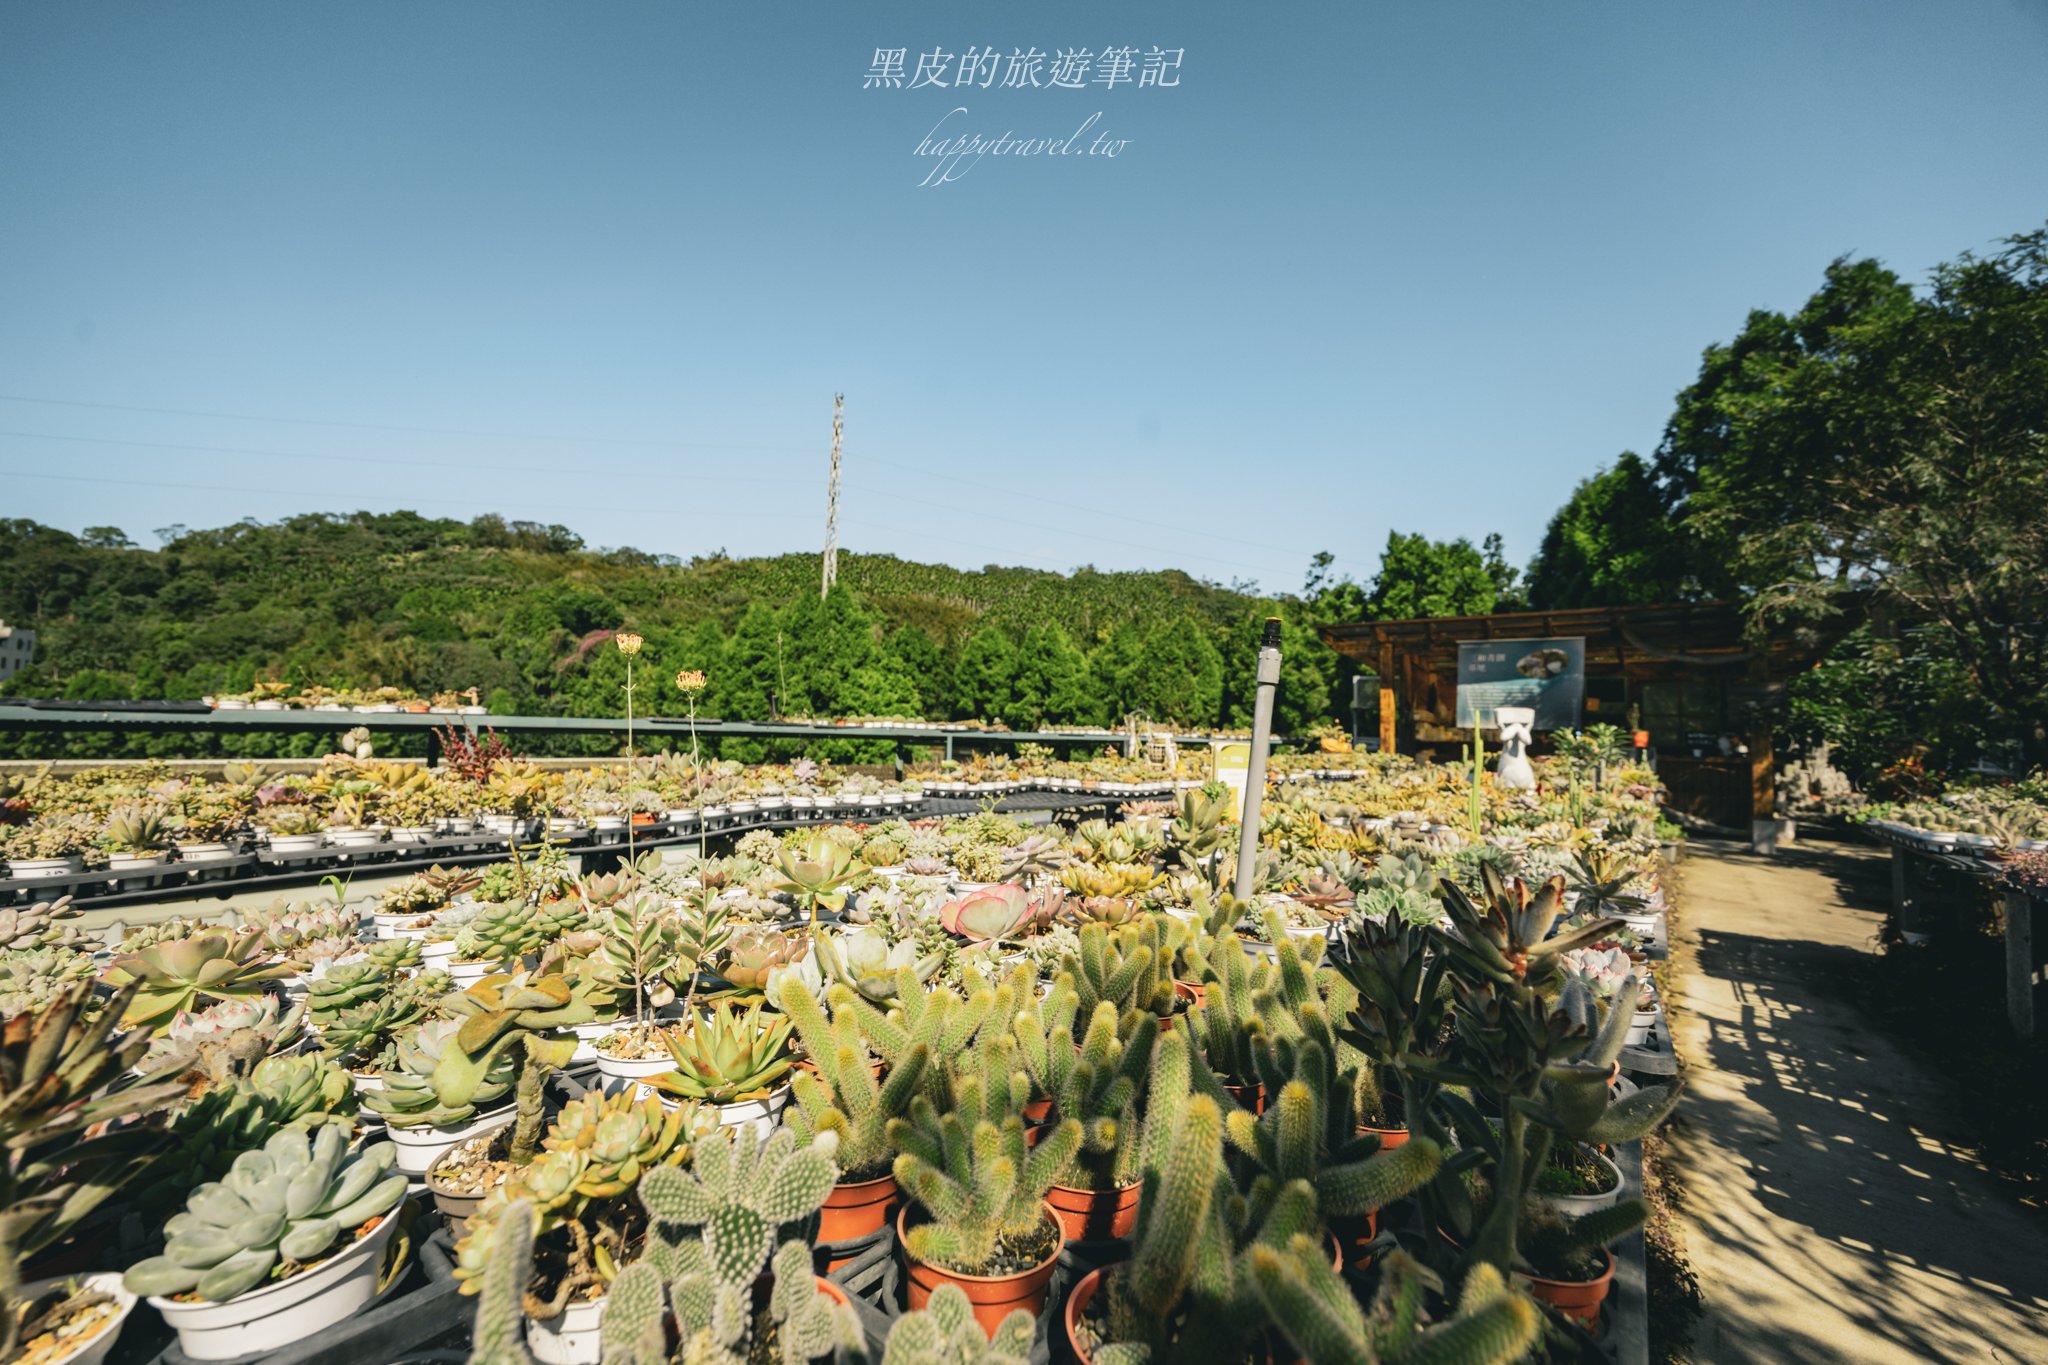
(675, 670, 706, 694)
(614, 631, 644, 656)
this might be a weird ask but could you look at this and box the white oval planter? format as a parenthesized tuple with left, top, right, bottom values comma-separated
(447, 959, 500, 988)
(660, 1086, 790, 1140)
(592, 816, 627, 833)
(526, 1292, 606, 1365)
(176, 842, 236, 862)
(594, 1051, 677, 1098)
(266, 834, 326, 855)
(1530, 1146, 1623, 1219)
(387, 1105, 516, 1176)
(147, 1205, 401, 1361)
(6, 856, 83, 878)
(107, 852, 172, 873)
(1626, 1006, 1660, 1048)
(328, 828, 386, 849)
(373, 912, 431, 941)
(18, 1273, 136, 1365)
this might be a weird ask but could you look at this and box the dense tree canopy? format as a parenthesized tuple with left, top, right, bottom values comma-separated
(1522, 453, 1687, 610)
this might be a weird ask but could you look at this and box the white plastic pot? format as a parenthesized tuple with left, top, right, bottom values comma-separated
(107, 852, 171, 873)
(594, 1052, 677, 1099)
(266, 834, 325, 855)
(147, 1206, 401, 1361)
(7, 856, 82, 878)
(447, 960, 498, 988)
(1530, 1146, 1623, 1219)
(526, 1293, 607, 1365)
(662, 1086, 791, 1140)
(176, 842, 236, 862)
(388, 1105, 516, 1176)
(17, 1273, 136, 1365)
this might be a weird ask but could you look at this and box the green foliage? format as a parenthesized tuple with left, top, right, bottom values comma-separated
(1364, 533, 1498, 621)
(1523, 452, 1688, 610)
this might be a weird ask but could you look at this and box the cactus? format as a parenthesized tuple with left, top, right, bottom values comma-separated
(102, 928, 295, 1034)
(464, 1197, 538, 1365)
(876, 1281, 1032, 1364)
(647, 1000, 794, 1105)
(123, 1126, 407, 1302)
(1012, 1000, 1160, 1192)
(888, 1095, 1081, 1273)
(1061, 919, 1183, 1030)
(597, 1127, 843, 1365)
(832, 969, 995, 1084)
(0, 981, 186, 1357)
(779, 980, 930, 1179)
(1247, 1243, 1541, 1365)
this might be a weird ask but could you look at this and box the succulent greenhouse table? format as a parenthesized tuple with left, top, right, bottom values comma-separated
(1860, 821, 2044, 1038)
(0, 785, 1178, 912)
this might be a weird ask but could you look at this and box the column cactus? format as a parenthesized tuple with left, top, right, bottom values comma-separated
(1248, 1243, 1542, 1365)
(887, 1097, 1081, 1274)
(779, 980, 929, 1180)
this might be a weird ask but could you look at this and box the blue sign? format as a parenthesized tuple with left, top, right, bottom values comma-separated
(1455, 637, 1585, 731)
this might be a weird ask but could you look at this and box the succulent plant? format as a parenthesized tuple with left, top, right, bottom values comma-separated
(0, 946, 98, 1019)
(150, 992, 307, 1077)
(360, 1017, 517, 1128)
(1247, 1245, 1541, 1365)
(243, 903, 359, 970)
(779, 979, 930, 1180)
(648, 1000, 794, 1105)
(937, 883, 1034, 944)
(889, 1092, 1081, 1274)
(364, 936, 424, 972)
(376, 875, 447, 916)
(1060, 861, 1167, 900)
(1438, 863, 1617, 994)
(772, 833, 862, 928)
(123, 1127, 407, 1302)
(99, 803, 174, 854)
(814, 925, 938, 1004)
(453, 901, 545, 966)
(441, 969, 609, 1161)
(101, 929, 296, 1034)
(877, 1282, 1033, 1364)
(306, 960, 386, 1024)
(860, 835, 905, 867)
(600, 1127, 843, 1365)
(0, 895, 89, 952)
(314, 991, 428, 1069)
(997, 832, 1070, 885)
(0, 982, 187, 1357)
(539, 1088, 713, 1200)
(717, 925, 806, 991)
(901, 855, 950, 878)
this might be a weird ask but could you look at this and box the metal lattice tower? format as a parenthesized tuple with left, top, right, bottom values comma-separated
(821, 392, 843, 597)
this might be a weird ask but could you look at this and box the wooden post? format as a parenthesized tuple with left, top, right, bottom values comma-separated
(2005, 889, 2037, 1040)
(1377, 640, 1397, 755)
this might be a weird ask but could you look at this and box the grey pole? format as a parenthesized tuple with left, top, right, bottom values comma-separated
(1233, 617, 1283, 901)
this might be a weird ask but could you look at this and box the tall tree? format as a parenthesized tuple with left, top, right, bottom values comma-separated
(1365, 532, 1498, 619)
(953, 625, 1017, 724)
(1663, 226, 2048, 748)
(1523, 453, 1689, 609)
(1132, 617, 1225, 727)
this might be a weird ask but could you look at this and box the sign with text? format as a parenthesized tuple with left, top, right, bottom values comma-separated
(1211, 739, 1251, 802)
(1455, 637, 1585, 731)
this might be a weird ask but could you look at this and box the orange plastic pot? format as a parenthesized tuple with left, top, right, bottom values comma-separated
(1022, 1097, 1054, 1123)
(1223, 1080, 1265, 1114)
(1175, 980, 1206, 1009)
(1047, 1179, 1141, 1242)
(1355, 1123, 1410, 1150)
(1062, 1265, 1114, 1365)
(898, 1203, 1064, 1340)
(814, 1277, 851, 1309)
(1516, 1247, 1615, 1327)
(818, 1173, 899, 1267)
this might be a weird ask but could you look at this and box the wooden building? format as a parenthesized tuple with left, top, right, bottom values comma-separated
(1319, 601, 1839, 838)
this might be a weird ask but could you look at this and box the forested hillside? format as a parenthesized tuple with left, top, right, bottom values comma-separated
(0, 512, 1351, 755)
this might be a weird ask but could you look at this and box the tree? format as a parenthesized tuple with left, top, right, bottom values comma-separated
(1221, 613, 1338, 736)
(953, 626, 1017, 724)
(1365, 532, 1497, 620)
(1523, 453, 1689, 609)
(1014, 625, 1099, 728)
(1663, 225, 2048, 751)
(884, 627, 951, 719)
(1131, 618, 1225, 727)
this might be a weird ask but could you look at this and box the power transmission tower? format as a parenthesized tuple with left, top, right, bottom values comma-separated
(821, 392, 843, 597)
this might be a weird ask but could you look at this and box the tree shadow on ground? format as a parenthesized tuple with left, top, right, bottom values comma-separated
(1677, 918, 2048, 1363)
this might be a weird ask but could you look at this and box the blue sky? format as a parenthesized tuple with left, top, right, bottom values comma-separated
(2, 0, 2044, 595)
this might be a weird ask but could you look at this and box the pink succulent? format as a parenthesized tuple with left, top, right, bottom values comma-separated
(938, 884, 1032, 943)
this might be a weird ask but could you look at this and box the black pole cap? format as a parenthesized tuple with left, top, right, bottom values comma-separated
(1261, 617, 1282, 649)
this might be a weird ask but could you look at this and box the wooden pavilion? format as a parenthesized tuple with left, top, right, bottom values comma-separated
(1319, 601, 1841, 837)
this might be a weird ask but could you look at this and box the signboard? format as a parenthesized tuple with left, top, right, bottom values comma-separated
(1455, 637, 1585, 731)
(1210, 740, 1251, 803)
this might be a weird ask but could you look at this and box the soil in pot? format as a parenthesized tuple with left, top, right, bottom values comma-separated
(594, 1023, 672, 1060)
(1534, 1143, 1620, 1203)
(8, 1276, 133, 1365)
(1063, 1264, 1266, 1365)
(898, 1204, 1063, 1339)
(1046, 1179, 1141, 1243)
(1515, 1243, 1616, 1328)
(426, 1121, 520, 1235)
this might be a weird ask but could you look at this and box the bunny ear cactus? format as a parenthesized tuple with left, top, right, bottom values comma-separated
(102, 929, 295, 1034)
(123, 1126, 407, 1302)
(1247, 1243, 1541, 1365)
(879, 1281, 1034, 1364)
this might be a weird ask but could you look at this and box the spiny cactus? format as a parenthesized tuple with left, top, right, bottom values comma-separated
(888, 1096, 1080, 1274)
(1247, 1243, 1541, 1365)
(464, 1197, 538, 1365)
(102, 929, 295, 1034)
(1012, 1000, 1160, 1192)
(780, 980, 929, 1179)
(1060, 919, 1183, 1031)
(878, 1282, 1033, 1364)
(123, 1127, 407, 1302)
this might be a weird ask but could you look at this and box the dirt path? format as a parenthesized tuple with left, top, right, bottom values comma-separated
(1667, 836, 2048, 1363)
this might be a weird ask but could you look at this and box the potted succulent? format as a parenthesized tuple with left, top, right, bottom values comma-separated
(645, 1000, 796, 1134)
(123, 1127, 410, 1361)
(257, 806, 327, 856)
(0, 818, 97, 879)
(101, 929, 296, 1034)
(359, 1017, 520, 1175)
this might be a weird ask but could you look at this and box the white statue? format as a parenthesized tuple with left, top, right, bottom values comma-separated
(1495, 707, 1536, 790)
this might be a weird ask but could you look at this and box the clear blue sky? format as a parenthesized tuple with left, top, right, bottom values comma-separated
(3, 1, 2044, 595)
